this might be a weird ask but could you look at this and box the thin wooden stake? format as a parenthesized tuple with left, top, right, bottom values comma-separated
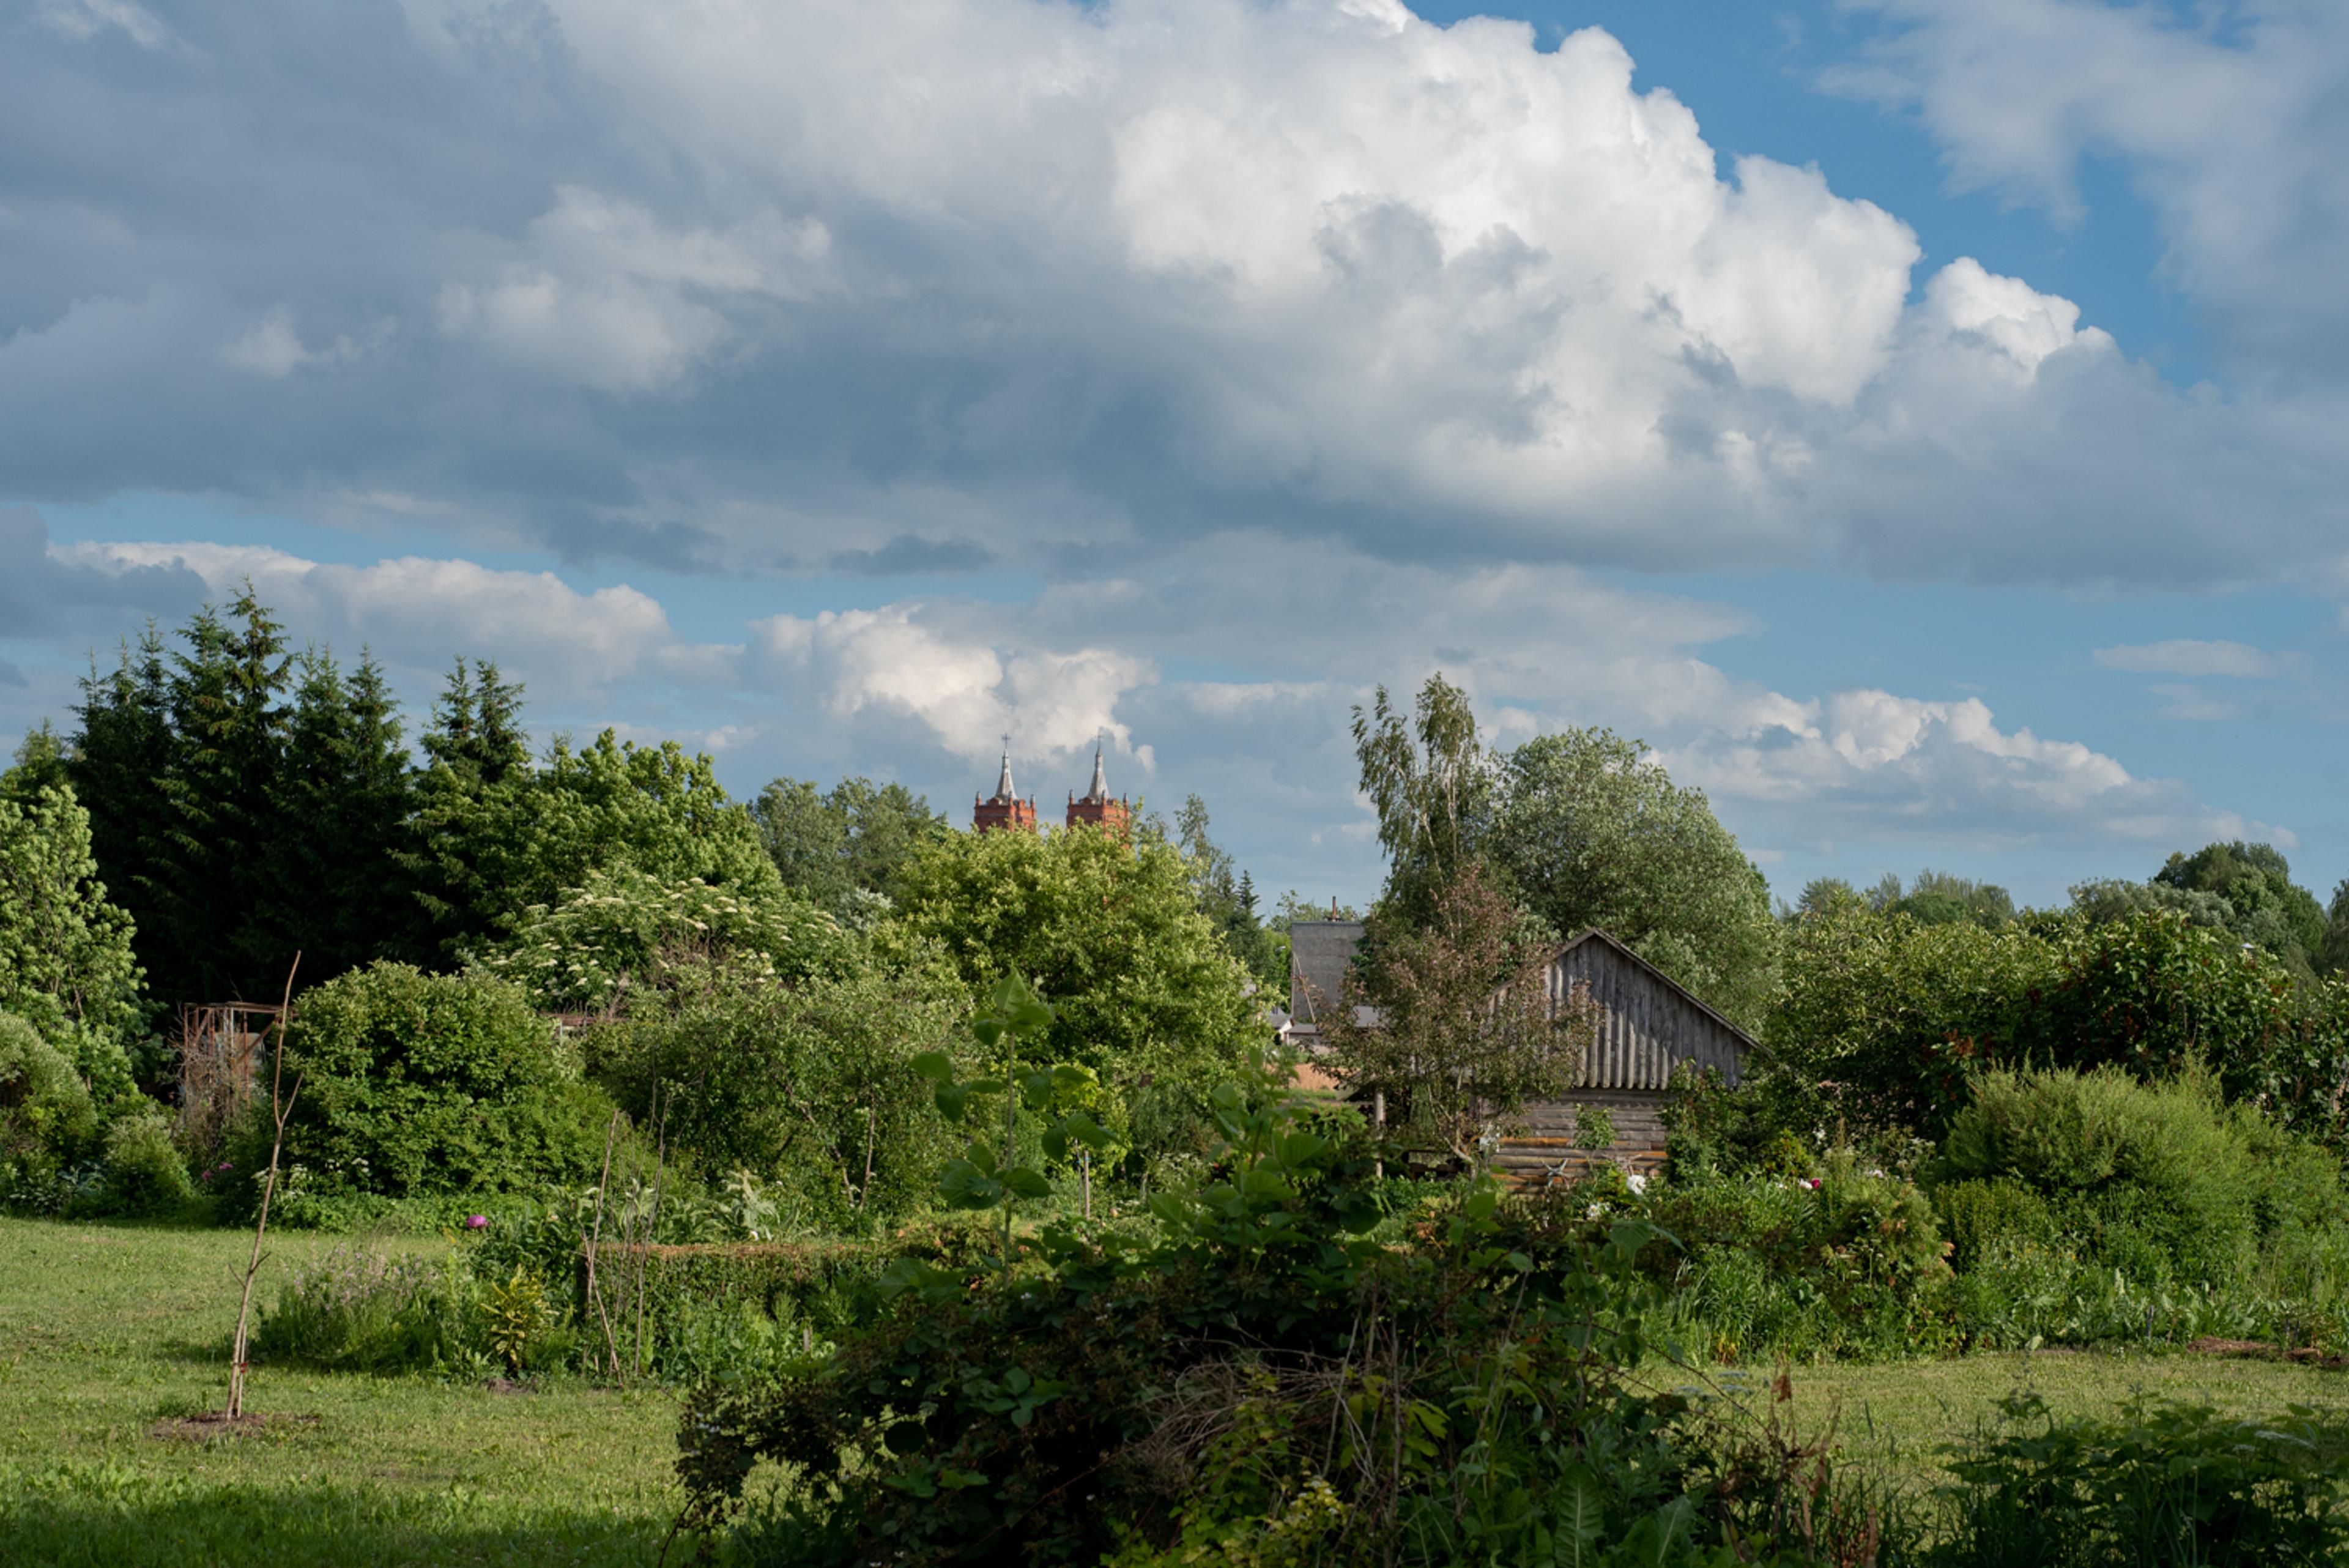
(227, 953, 302, 1421)
(584, 1110, 622, 1377)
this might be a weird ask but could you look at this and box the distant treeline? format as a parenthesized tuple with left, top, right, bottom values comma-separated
(15, 589, 1290, 1033)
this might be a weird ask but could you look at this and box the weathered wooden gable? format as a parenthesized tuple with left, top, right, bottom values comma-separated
(1542, 929, 1753, 1091)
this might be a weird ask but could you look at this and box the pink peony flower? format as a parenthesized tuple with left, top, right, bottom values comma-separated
(464, 1214, 489, 1230)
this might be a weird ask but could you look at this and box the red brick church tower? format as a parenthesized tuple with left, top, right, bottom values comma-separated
(1064, 740, 1130, 834)
(973, 742, 1038, 833)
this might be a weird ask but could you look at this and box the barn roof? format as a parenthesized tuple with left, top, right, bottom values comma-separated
(1286, 919, 1364, 1029)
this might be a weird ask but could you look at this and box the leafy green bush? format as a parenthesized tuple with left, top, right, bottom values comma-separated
(0, 1011, 98, 1195)
(1931, 1178, 2053, 1273)
(481, 870, 845, 1013)
(1927, 1394, 2349, 1566)
(1939, 1066, 2340, 1287)
(1644, 1153, 1951, 1361)
(238, 962, 610, 1207)
(582, 953, 962, 1218)
(675, 1080, 1891, 1568)
(97, 1107, 195, 1216)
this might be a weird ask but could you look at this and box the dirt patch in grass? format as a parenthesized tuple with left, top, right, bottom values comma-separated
(150, 1412, 322, 1442)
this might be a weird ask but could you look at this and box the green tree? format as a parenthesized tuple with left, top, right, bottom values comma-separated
(411, 697, 778, 961)
(1488, 727, 1779, 1031)
(1770, 896, 2058, 1132)
(1173, 795, 1286, 994)
(3, 723, 70, 804)
(0, 782, 144, 1105)
(1351, 674, 1494, 923)
(261, 649, 417, 983)
(405, 660, 533, 961)
(149, 587, 293, 1004)
(69, 626, 174, 997)
(2153, 841, 2326, 976)
(750, 775, 946, 910)
(2323, 879, 2349, 977)
(1321, 860, 1597, 1164)
(889, 823, 1260, 1097)
(1870, 868, 2016, 929)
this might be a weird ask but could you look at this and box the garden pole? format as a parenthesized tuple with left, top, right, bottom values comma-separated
(227, 952, 301, 1421)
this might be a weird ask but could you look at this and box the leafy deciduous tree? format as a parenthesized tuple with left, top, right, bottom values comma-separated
(751, 775, 946, 911)
(890, 822, 1260, 1097)
(1321, 861, 1597, 1165)
(1351, 674, 1493, 924)
(1490, 727, 1779, 1031)
(0, 782, 143, 1104)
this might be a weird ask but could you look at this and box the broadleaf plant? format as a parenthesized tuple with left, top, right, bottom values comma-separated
(912, 976, 1114, 1268)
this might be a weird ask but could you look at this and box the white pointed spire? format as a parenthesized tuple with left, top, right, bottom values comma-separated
(1083, 736, 1109, 803)
(993, 734, 1015, 802)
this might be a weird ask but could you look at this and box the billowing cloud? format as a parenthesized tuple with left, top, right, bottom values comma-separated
(1828, 0, 2349, 380)
(59, 537, 728, 693)
(0, 0, 2339, 587)
(754, 606, 1155, 766)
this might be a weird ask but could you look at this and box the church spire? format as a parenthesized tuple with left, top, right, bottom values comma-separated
(974, 734, 1038, 833)
(1064, 730, 1130, 834)
(1082, 735, 1109, 804)
(993, 735, 1016, 803)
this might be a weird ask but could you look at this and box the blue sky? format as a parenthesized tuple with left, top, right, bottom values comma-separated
(4, 0, 2345, 913)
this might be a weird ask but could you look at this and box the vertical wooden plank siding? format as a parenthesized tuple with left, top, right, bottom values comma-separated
(1543, 934, 1748, 1091)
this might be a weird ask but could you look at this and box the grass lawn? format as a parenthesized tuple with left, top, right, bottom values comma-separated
(1726, 1349, 2349, 1485)
(0, 1214, 691, 1567)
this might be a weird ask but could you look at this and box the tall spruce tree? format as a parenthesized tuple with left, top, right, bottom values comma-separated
(405, 659, 533, 962)
(262, 648, 417, 981)
(149, 588, 292, 1005)
(69, 626, 175, 981)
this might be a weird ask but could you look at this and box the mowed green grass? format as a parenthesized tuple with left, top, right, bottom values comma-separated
(1724, 1350, 2349, 1484)
(0, 1215, 691, 1567)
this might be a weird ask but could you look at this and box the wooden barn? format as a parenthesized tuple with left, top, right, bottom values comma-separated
(1492, 928, 1756, 1185)
(1283, 921, 1757, 1181)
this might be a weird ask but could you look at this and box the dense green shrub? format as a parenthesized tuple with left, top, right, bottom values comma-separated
(1927, 1394, 2349, 1566)
(1644, 1153, 1951, 1361)
(0, 1011, 98, 1194)
(1769, 901, 2349, 1147)
(582, 951, 963, 1218)
(239, 962, 610, 1207)
(97, 1107, 195, 1215)
(675, 1083, 1892, 1568)
(1931, 1178, 2054, 1273)
(1939, 1066, 2342, 1287)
